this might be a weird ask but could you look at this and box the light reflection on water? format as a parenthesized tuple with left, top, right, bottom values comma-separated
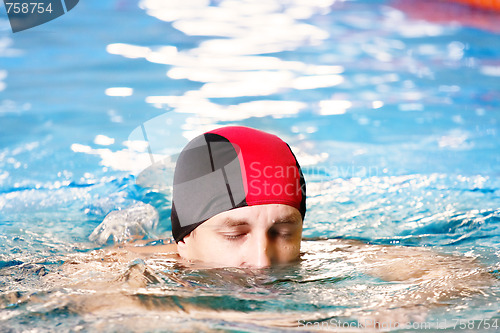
(131, 0, 345, 137)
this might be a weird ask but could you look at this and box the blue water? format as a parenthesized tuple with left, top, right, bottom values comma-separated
(1, 0, 500, 331)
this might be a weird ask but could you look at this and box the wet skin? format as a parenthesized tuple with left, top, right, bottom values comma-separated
(176, 204, 303, 268)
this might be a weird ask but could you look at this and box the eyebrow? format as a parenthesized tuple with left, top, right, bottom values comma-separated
(216, 216, 300, 228)
(274, 216, 301, 224)
(218, 219, 249, 228)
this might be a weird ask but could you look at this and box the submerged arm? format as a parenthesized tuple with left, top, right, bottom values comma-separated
(364, 244, 494, 298)
(332, 239, 496, 326)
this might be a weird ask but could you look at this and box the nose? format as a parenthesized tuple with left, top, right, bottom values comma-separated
(246, 232, 272, 268)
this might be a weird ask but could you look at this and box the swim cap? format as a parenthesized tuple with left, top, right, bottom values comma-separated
(171, 126, 306, 242)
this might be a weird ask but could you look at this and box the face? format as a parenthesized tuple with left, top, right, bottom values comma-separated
(176, 204, 303, 268)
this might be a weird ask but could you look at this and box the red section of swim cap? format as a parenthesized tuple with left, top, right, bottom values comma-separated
(208, 126, 303, 212)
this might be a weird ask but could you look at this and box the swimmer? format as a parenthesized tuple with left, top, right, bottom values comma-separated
(37, 126, 494, 325)
(121, 127, 494, 304)
(121, 126, 306, 268)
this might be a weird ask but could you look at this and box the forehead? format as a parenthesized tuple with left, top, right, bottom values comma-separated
(201, 204, 302, 228)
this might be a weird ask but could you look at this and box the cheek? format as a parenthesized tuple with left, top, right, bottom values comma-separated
(188, 233, 216, 260)
(200, 238, 246, 265)
(277, 237, 301, 260)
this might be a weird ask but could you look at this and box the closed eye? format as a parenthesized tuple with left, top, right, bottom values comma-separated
(221, 232, 247, 241)
(269, 229, 294, 239)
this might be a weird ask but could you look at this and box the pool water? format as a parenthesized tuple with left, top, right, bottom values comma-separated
(1, 0, 500, 331)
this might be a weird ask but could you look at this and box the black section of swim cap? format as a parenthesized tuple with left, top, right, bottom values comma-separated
(171, 133, 247, 242)
(171, 202, 205, 243)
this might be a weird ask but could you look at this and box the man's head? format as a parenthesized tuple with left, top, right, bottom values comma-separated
(171, 126, 306, 267)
